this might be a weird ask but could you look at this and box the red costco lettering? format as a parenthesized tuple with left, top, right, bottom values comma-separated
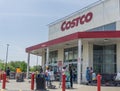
(66, 21, 71, 30)
(61, 21, 66, 31)
(80, 15, 85, 25)
(61, 12, 93, 31)
(70, 19, 76, 28)
(85, 12, 93, 22)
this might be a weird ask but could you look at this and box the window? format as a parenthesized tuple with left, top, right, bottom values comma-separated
(93, 45, 116, 74)
(73, 48, 78, 59)
(64, 47, 78, 62)
(68, 50, 73, 62)
(104, 23, 116, 31)
(49, 50, 58, 64)
(88, 22, 116, 31)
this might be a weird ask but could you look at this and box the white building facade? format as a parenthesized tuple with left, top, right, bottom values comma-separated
(26, 0, 120, 83)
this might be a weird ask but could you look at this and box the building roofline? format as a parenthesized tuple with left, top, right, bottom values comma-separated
(48, 0, 104, 26)
(26, 31, 120, 53)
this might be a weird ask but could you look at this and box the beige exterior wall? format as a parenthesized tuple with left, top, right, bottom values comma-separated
(80, 40, 94, 82)
(41, 0, 120, 82)
(48, 0, 120, 40)
(82, 41, 90, 82)
(89, 43, 93, 67)
(116, 19, 120, 72)
(117, 42, 120, 72)
(41, 52, 46, 70)
(116, 21, 120, 30)
(26, 0, 120, 83)
(103, 0, 120, 24)
(58, 48, 64, 62)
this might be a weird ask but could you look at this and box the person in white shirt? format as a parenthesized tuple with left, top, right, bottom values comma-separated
(45, 67, 50, 87)
(115, 72, 120, 81)
(50, 69, 54, 81)
(62, 66, 66, 75)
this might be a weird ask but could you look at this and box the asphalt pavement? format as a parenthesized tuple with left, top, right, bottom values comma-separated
(0, 79, 120, 91)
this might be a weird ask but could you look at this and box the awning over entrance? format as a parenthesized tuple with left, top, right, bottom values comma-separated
(26, 31, 120, 54)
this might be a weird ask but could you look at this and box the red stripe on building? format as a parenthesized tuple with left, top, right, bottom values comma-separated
(26, 31, 120, 52)
(78, 31, 120, 38)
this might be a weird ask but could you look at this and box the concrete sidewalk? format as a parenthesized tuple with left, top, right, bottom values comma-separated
(0, 79, 120, 91)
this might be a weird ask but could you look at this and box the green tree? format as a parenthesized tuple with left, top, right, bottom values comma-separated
(30, 65, 41, 72)
(8, 61, 27, 72)
(0, 59, 5, 70)
(0, 59, 41, 72)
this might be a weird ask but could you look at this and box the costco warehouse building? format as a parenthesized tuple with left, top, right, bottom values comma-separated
(26, 0, 120, 83)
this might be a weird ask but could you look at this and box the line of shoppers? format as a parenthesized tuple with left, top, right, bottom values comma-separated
(61, 64, 73, 88)
(86, 67, 96, 84)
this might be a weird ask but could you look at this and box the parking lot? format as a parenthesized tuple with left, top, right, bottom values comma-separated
(0, 79, 120, 91)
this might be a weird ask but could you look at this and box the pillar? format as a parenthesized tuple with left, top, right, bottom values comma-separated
(46, 47, 49, 67)
(26, 53, 30, 79)
(77, 39, 82, 84)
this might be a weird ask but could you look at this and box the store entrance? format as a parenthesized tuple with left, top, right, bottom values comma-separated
(93, 44, 116, 74)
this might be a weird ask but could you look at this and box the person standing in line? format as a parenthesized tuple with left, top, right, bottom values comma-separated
(58, 66, 66, 88)
(65, 68, 71, 88)
(69, 64, 73, 88)
(16, 67, 22, 79)
(6, 67, 10, 82)
(90, 67, 93, 82)
(92, 71, 96, 84)
(86, 67, 90, 84)
(73, 68, 77, 82)
(62, 66, 66, 75)
(50, 69, 54, 81)
(39, 66, 43, 74)
(45, 67, 51, 87)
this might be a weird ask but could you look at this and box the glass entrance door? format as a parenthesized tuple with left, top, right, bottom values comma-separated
(93, 44, 116, 74)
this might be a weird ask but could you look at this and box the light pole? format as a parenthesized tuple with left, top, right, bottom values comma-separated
(36, 55, 38, 71)
(5, 44, 9, 71)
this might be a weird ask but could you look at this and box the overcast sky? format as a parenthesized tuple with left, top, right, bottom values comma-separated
(0, 0, 99, 66)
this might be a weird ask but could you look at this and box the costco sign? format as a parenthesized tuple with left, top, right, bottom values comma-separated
(61, 12, 93, 31)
